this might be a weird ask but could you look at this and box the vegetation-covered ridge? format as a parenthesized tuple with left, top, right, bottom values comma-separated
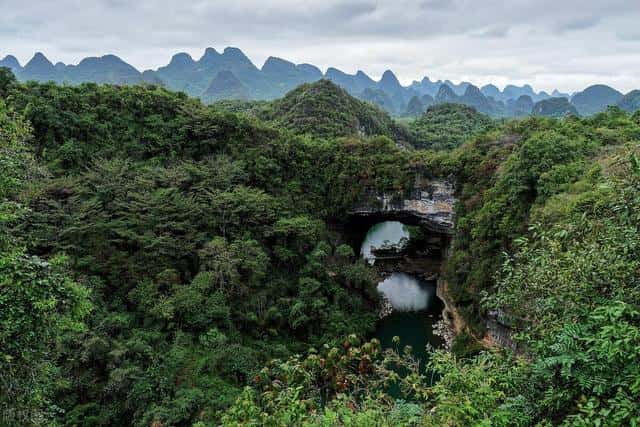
(0, 70, 416, 425)
(1, 67, 640, 426)
(408, 103, 496, 150)
(256, 80, 409, 140)
(223, 108, 640, 427)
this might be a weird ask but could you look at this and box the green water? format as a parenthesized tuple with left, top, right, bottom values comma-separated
(375, 274, 443, 363)
(360, 222, 444, 372)
(360, 221, 410, 263)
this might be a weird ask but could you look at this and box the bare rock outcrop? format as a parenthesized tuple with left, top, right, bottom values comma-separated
(350, 180, 455, 234)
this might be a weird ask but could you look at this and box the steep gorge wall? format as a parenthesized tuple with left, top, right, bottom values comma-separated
(349, 177, 515, 350)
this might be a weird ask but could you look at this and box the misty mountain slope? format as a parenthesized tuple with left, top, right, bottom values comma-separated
(510, 95, 534, 117)
(434, 84, 459, 104)
(402, 94, 434, 117)
(201, 70, 250, 102)
(67, 55, 144, 84)
(3, 47, 639, 118)
(617, 90, 640, 113)
(459, 84, 494, 115)
(261, 56, 323, 95)
(0, 55, 21, 74)
(571, 84, 623, 116)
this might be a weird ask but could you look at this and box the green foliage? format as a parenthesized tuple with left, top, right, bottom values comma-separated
(424, 351, 534, 426)
(4, 77, 640, 426)
(258, 79, 409, 140)
(211, 98, 269, 115)
(0, 253, 91, 424)
(444, 115, 640, 423)
(216, 98, 640, 426)
(220, 339, 535, 427)
(449, 330, 484, 357)
(220, 337, 423, 426)
(7, 81, 276, 173)
(409, 103, 496, 150)
(0, 67, 17, 98)
(0, 100, 41, 250)
(537, 302, 640, 425)
(444, 113, 634, 332)
(2, 80, 416, 424)
(0, 99, 90, 425)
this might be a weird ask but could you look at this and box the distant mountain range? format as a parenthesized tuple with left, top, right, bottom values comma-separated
(2, 47, 639, 118)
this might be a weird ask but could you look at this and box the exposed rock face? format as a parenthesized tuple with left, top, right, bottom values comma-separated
(486, 310, 517, 350)
(350, 180, 455, 234)
(436, 277, 464, 349)
(351, 179, 522, 352)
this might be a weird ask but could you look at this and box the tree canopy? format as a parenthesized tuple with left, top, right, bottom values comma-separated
(2, 72, 639, 426)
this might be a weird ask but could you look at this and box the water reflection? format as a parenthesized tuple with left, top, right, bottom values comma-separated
(360, 221, 410, 263)
(374, 275, 443, 385)
(361, 221, 444, 378)
(377, 272, 436, 312)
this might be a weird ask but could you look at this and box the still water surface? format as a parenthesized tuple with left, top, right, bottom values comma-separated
(360, 221, 409, 262)
(375, 273, 443, 366)
(360, 222, 443, 371)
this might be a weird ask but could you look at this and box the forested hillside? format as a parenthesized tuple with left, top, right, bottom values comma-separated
(1, 67, 639, 426)
(408, 103, 496, 150)
(222, 107, 640, 427)
(0, 69, 414, 425)
(256, 80, 409, 140)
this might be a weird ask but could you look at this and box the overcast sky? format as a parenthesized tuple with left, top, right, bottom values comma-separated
(2, 0, 640, 93)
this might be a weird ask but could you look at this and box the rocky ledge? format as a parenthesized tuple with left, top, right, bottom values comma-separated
(378, 295, 394, 319)
(350, 180, 455, 235)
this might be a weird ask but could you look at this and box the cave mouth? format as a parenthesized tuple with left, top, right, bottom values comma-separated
(354, 218, 448, 373)
(360, 221, 410, 263)
(344, 213, 451, 272)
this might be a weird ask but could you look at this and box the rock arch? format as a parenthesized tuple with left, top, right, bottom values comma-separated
(349, 179, 455, 235)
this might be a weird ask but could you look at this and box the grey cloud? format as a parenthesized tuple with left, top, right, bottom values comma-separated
(617, 32, 640, 41)
(418, 0, 454, 10)
(476, 26, 509, 38)
(329, 1, 378, 20)
(102, 0, 128, 8)
(1, 0, 640, 92)
(555, 16, 601, 33)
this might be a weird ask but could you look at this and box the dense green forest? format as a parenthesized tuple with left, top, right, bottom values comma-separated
(407, 103, 496, 150)
(1, 67, 639, 426)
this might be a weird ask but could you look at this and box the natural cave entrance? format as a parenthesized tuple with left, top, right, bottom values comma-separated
(345, 214, 451, 374)
(342, 211, 452, 278)
(336, 179, 457, 370)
